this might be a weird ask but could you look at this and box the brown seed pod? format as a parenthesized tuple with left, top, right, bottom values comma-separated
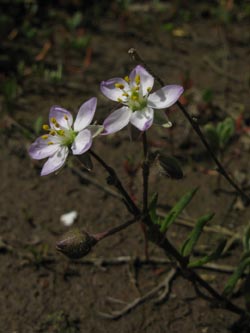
(56, 229, 97, 259)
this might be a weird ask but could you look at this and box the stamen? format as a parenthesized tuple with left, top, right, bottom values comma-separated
(50, 130, 56, 136)
(117, 98, 123, 103)
(122, 92, 129, 97)
(55, 122, 60, 128)
(115, 83, 125, 89)
(42, 124, 49, 131)
(124, 76, 130, 83)
(50, 117, 57, 124)
(41, 135, 49, 140)
(135, 86, 140, 91)
(64, 115, 68, 120)
(147, 87, 152, 93)
(135, 75, 140, 85)
(47, 142, 54, 145)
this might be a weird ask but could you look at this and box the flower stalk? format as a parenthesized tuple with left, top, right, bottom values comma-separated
(89, 149, 141, 217)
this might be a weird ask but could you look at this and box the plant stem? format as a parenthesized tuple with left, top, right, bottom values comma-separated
(89, 150, 140, 216)
(88, 149, 244, 316)
(142, 132, 149, 214)
(142, 132, 150, 260)
(128, 47, 250, 205)
(95, 218, 138, 241)
(176, 101, 250, 205)
(147, 223, 244, 316)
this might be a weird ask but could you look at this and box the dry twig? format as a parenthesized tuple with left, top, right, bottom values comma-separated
(98, 268, 177, 319)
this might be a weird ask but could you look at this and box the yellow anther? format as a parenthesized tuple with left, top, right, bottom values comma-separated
(64, 115, 68, 120)
(135, 75, 140, 85)
(122, 92, 129, 97)
(124, 76, 130, 83)
(41, 135, 49, 140)
(55, 122, 60, 128)
(117, 98, 123, 103)
(47, 141, 54, 145)
(115, 83, 125, 89)
(147, 87, 152, 93)
(50, 117, 57, 124)
(50, 130, 56, 136)
(135, 86, 140, 91)
(42, 124, 49, 131)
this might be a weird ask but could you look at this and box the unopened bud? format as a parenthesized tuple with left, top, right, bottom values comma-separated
(157, 154, 183, 180)
(149, 152, 183, 180)
(56, 229, 97, 259)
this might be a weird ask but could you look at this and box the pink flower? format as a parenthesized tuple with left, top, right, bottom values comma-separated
(29, 97, 102, 176)
(101, 65, 184, 134)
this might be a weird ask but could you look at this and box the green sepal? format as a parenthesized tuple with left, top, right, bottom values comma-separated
(181, 212, 215, 257)
(160, 188, 198, 233)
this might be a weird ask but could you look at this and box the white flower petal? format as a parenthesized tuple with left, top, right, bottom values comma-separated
(147, 85, 184, 109)
(100, 78, 129, 102)
(60, 211, 78, 227)
(71, 129, 92, 155)
(103, 106, 132, 135)
(29, 136, 61, 160)
(129, 65, 154, 96)
(74, 97, 97, 132)
(130, 108, 154, 131)
(41, 146, 69, 176)
(49, 106, 73, 129)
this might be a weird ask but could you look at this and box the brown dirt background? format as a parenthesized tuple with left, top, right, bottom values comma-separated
(1, 1, 250, 332)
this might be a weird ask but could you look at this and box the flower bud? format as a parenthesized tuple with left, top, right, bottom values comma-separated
(56, 229, 97, 259)
(157, 154, 183, 179)
(149, 152, 183, 180)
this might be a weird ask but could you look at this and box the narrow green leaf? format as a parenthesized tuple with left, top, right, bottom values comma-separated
(204, 124, 220, 151)
(149, 193, 159, 224)
(181, 212, 215, 257)
(34, 116, 43, 135)
(223, 257, 250, 296)
(188, 239, 227, 268)
(243, 226, 250, 252)
(217, 117, 235, 148)
(202, 88, 214, 103)
(160, 188, 198, 233)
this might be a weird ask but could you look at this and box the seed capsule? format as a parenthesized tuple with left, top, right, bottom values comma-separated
(56, 229, 97, 259)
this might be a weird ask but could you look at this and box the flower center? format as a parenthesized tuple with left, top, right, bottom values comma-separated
(115, 74, 151, 112)
(42, 115, 77, 146)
